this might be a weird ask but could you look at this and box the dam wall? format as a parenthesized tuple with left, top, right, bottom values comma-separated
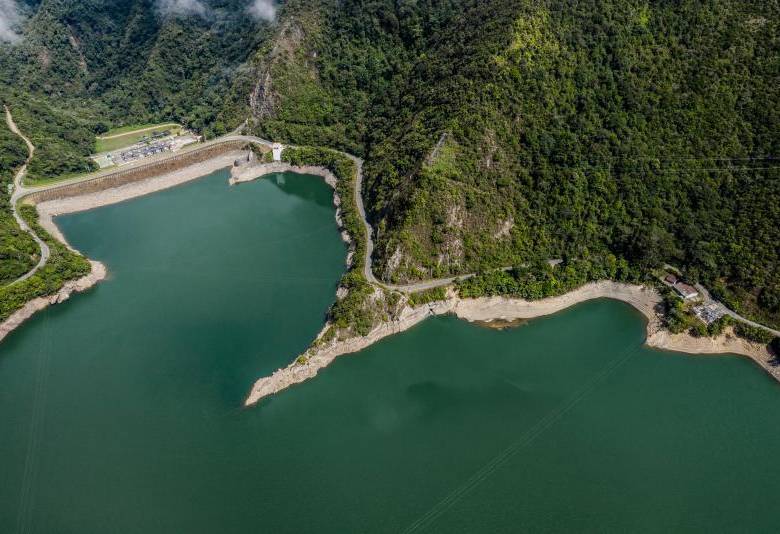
(25, 140, 257, 203)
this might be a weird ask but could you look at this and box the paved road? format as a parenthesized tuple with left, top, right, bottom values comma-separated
(348, 151, 489, 293)
(695, 283, 780, 337)
(14, 127, 780, 337)
(4, 106, 51, 285)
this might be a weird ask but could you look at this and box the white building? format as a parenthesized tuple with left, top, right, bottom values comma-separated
(272, 143, 283, 162)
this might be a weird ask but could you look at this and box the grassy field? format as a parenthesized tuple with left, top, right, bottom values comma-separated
(95, 123, 182, 153)
(24, 136, 208, 187)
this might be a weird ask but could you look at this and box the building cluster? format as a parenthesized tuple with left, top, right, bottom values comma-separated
(91, 127, 200, 169)
(693, 303, 726, 325)
(113, 139, 175, 164)
(139, 130, 171, 143)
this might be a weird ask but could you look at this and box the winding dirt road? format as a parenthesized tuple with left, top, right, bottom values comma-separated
(4, 106, 50, 285)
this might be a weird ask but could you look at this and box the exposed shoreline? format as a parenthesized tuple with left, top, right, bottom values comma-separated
(230, 161, 356, 263)
(35, 152, 245, 244)
(245, 281, 777, 406)
(0, 157, 350, 343)
(230, 161, 338, 188)
(1, 149, 775, 405)
(0, 260, 107, 343)
(0, 153, 244, 341)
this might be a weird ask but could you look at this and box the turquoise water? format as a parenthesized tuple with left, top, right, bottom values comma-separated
(1, 169, 779, 533)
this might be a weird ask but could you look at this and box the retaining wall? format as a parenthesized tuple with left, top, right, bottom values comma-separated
(26, 140, 255, 203)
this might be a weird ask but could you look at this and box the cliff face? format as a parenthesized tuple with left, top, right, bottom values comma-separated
(248, 21, 307, 121)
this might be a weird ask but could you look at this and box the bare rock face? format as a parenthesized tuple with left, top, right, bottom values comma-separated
(249, 22, 306, 121)
(250, 70, 277, 120)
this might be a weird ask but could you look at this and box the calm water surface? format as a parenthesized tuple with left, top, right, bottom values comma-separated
(1, 170, 779, 533)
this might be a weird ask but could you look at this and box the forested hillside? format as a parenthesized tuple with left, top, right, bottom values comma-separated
(234, 0, 463, 154)
(1, 0, 779, 327)
(241, 0, 780, 328)
(1, 0, 273, 177)
(368, 0, 780, 329)
(1, 0, 270, 133)
(0, 105, 38, 284)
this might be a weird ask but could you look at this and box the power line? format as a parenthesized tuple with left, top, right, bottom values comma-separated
(402, 341, 644, 533)
(519, 165, 780, 175)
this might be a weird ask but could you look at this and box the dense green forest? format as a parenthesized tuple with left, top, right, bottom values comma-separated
(0, 0, 271, 160)
(0, 108, 38, 284)
(362, 0, 780, 330)
(0, 204, 91, 320)
(1, 0, 778, 329)
(2, 87, 98, 182)
(240, 0, 780, 328)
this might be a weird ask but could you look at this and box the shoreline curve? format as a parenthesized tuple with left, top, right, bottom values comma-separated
(0, 152, 246, 342)
(244, 282, 777, 407)
(0, 144, 774, 403)
(0, 260, 107, 343)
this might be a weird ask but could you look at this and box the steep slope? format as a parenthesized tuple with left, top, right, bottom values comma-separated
(240, 0, 780, 327)
(239, 0, 464, 154)
(2, 0, 271, 133)
(371, 0, 780, 327)
(0, 0, 274, 180)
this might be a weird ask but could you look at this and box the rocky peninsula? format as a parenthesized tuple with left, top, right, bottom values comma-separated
(245, 281, 776, 406)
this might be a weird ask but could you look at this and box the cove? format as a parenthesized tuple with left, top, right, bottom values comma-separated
(1, 169, 779, 533)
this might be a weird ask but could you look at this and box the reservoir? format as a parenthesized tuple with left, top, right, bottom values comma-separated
(1, 170, 779, 533)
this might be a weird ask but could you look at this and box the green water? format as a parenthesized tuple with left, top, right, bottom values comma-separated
(1, 170, 779, 533)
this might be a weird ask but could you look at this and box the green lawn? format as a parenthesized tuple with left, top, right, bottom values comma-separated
(95, 123, 182, 153)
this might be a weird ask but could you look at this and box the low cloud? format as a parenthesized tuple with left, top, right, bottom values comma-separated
(248, 0, 276, 22)
(157, 0, 208, 17)
(0, 0, 23, 43)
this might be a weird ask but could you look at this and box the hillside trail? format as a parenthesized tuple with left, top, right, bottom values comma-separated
(4, 105, 50, 285)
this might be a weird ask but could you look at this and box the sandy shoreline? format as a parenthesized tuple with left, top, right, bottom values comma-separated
(0, 153, 244, 341)
(35, 152, 244, 244)
(245, 281, 777, 406)
(0, 261, 107, 343)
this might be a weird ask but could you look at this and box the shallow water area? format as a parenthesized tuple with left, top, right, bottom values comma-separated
(1, 169, 779, 533)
